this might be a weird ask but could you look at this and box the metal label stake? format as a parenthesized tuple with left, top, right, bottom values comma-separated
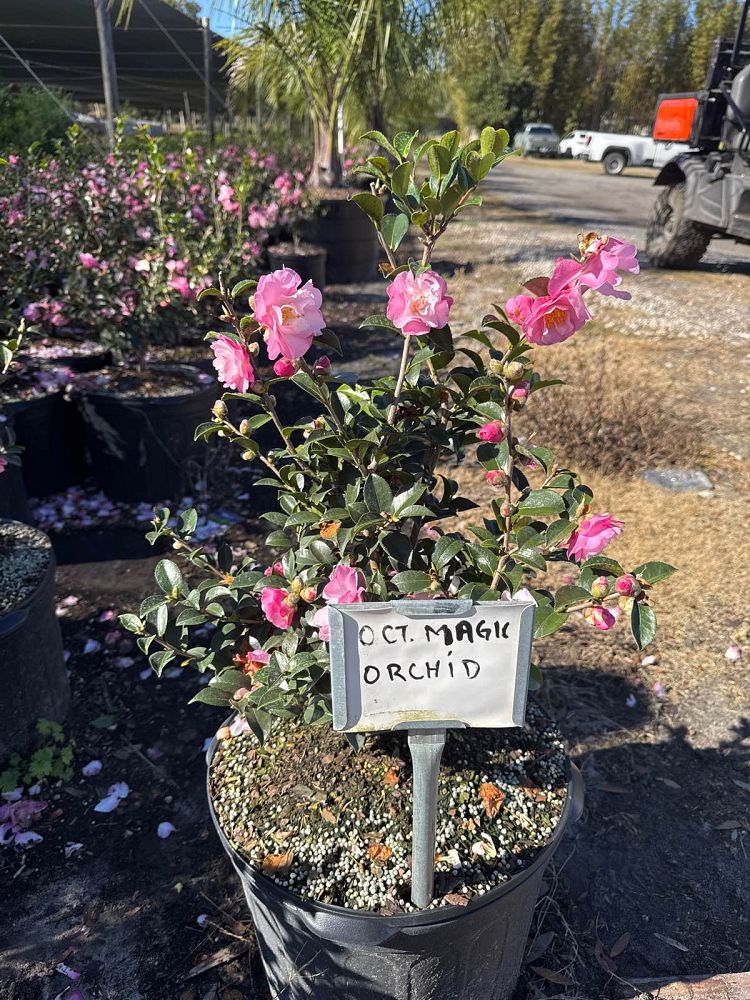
(407, 727, 447, 909)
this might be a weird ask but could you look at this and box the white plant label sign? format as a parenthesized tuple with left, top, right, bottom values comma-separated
(328, 599, 535, 733)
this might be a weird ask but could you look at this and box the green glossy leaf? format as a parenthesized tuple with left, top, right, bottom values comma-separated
(517, 489, 565, 518)
(391, 570, 432, 593)
(351, 191, 384, 225)
(364, 474, 394, 515)
(631, 603, 657, 649)
(633, 561, 677, 585)
(390, 161, 411, 196)
(554, 585, 591, 610)
(381, 212, 409, 250)
(534, 610, 568, 639)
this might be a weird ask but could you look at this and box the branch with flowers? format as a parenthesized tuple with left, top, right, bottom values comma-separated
(121, 127, 675, 744)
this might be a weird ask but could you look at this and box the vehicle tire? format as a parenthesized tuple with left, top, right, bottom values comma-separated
(645, 183, 712, 269)
(602, 150, 627, 175)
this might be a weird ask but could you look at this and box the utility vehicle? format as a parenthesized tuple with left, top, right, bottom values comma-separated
(646, 1, 750, 267)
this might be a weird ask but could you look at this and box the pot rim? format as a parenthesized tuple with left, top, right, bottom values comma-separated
(206, 713, 583, 927)
(0, 519, 56, 626)
(72, 362, 215, 404)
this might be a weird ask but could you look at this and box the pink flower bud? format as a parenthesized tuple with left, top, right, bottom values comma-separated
(615, 574, 639, 596)
(499, 501, 515, 518)
(313, 355, 331, 375)
(486, 469, 507, 488)
(585, 606, 617, 631)
(273, 358, 296, 378)
(478, 421, 505, 444)
(590, 576, 609, 600)
(504, 361, 525, 380)
(511, 380, 531, 402)
(238, 419, 249, 435)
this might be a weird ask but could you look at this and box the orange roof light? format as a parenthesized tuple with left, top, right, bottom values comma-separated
(654, 97, 698, 142)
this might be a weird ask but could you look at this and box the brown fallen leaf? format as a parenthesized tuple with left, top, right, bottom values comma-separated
(594, 939, 617, 974)
(261, 851, 294, 876)
(530, 966, 574, 986)
(595, 781, 629, 794)
(181, 942, 249, 981)
(443, 892, 470, 907)
(715, 820, 748, 830)
(524, 930, 555, 966)
(610, 932, 631, 958)
(319, 520, 341, 540)
(478, 782, 506, 818)
(368, 843, 393, 864)
(384, 767, 400, 786)
(320, 808, 337, 824)
(519, 777, 546, 802)
(653, 932, 689, 953)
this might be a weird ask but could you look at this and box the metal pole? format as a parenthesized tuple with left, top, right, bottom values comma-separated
(407, 728, 446, 909)
(201, 16, 215, 146)
(93, 0, 120, 148)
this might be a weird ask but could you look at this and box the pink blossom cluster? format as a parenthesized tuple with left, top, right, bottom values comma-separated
(505, 236, 639, 346)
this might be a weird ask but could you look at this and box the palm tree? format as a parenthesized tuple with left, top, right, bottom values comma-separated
(223, 0, 429, 187)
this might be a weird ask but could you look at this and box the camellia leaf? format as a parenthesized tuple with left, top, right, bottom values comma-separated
(390, 161, 411, 196)
(364, 474, 394, 515)
(633, 561, 677, 585)
(381, 212, 409, 250)
(534, 610, 568, 639)
(631, 603, 657, 649)
(554, 585, 591, 610)
(351, 191, 384, 225)
(391, 570, 432, 594)
(516, 489, 565, 518)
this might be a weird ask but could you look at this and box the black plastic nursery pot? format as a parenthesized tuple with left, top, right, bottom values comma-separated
(268, 243, 327, 290)
(206, 729, 584, 1000)
(8, 389, 89, 498)
(300, 197, 379, 284)
(49, 523, 171, 565)
(74, 364, 219, 503)
(0, 521, 68, 755)
(44, 345, 112, 374)
(0, 413, 32, 524)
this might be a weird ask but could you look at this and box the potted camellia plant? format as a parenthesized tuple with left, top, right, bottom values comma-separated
(0, 326, 68, 754)
(122, 128, 674, 1000)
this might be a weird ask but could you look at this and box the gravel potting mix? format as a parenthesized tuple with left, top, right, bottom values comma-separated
(0, 521, 52, 614)
(210, 702, 568, 913)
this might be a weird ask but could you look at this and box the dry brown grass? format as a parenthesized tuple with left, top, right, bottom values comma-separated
(515, 341, 705, 477)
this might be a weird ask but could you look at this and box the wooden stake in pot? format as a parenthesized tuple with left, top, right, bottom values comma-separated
(328, 599, 535, 909)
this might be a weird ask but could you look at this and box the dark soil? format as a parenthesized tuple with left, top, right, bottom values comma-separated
(0, 365, 69, 403)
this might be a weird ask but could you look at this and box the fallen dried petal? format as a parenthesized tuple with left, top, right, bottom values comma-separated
(157, 822, 176, 839)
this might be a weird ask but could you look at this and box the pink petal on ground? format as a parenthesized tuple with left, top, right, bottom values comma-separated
(196, 913, 208, 926)
(83, 639, 101, 654)
(157, 822, 176, 839)
(61, 595, 79, 607)
(14, 831, 43, 848)
(139, 668, 152, 681)
(725, 643, 742, 662)
(105, 631, 120, 644)
(641, 654, 658, 666)
(98, 610, 116, 622)
(65, 841, 84, 858)
(163, 667, 182, 679)
(93, 794, 121, 814)
(63, 649, 71, 662)
(1, 788, 23, 802)
(108, 782, 129, 800)
(146, 747, 163, 761)
(114, 656, 135, 669)
(28, 783, 41, 796)
(55, 963, 81, 981)
(82, 760, 102, 777)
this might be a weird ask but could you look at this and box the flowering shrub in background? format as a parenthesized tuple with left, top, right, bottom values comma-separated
(0, 125, 312, 361)
(121, 127, 675, 743)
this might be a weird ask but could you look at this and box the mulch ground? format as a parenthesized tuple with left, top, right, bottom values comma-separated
(2, 181, 749, 999)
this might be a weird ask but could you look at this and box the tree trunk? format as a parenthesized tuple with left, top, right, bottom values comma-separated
(308, 109, 343, 189)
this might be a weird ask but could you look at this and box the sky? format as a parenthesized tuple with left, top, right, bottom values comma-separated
(197, 1, 243, 36)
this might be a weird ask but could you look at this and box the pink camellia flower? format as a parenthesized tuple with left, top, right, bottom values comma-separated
(313, 355, 331, 375)
(23, 301, 47, 321)
(79, 252, 100, 270)
(386, 269, 453, 336)
(585, 606, 617, 631)
(273, 358, 296, 378)
(567, 513, 624, 563)
(486, 469, 507, 488)
(254, 268, 325, 361)
(211, 335, 255, 392)
(322, 564, 366, 604)
(312, 605, 331, 642)
(478, 421, 505, 443)
(507, 286, 591, 346)
(549, 237, 639, 300)
(263, 561, 284, 577)
(234, 648, 270, 676)
(260, 587, 296, 629)
(0, 456, 7, 475)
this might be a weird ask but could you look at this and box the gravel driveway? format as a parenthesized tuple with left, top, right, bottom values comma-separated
(445, 158, 750, 346)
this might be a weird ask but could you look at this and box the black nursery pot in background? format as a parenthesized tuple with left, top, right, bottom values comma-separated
(0, 521, 68, 755)
(268, 243, 327, 290)
(8, 390, 88, 499)
(0, 412, 32, 524)
(206, 731, 584, 1000)
(74, 364, 219, 503)
(300, 197, 379, 283)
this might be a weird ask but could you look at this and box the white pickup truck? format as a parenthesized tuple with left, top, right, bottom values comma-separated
(558, 130, 691, 175)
